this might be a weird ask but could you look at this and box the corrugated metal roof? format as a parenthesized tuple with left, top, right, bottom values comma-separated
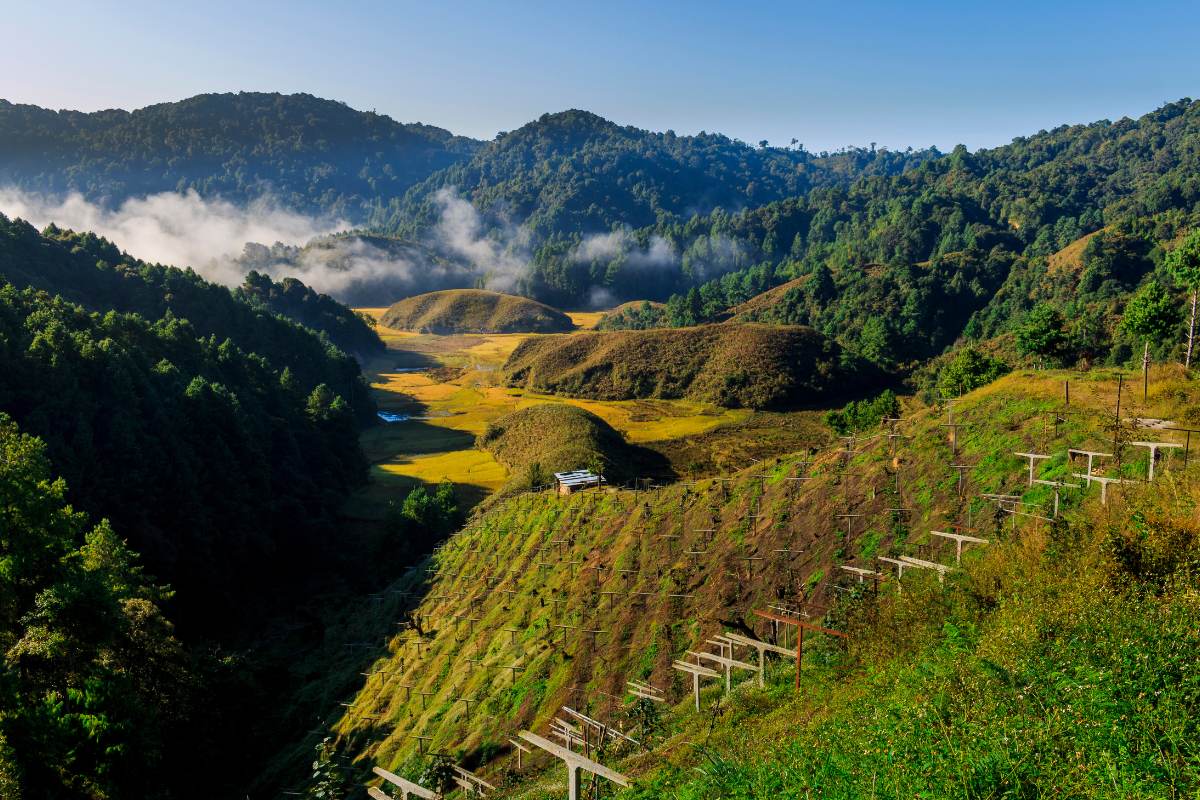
(554, 470, 602, 487)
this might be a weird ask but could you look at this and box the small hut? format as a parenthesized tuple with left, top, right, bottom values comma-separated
(554, 470, 603, 495)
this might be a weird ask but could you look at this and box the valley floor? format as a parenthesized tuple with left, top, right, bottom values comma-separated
(347, 308, 827, 517)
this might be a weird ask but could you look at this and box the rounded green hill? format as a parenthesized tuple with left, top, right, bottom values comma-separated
(477, 404, 637, 491)
(379, 289, 574, 334)
(501, 324, 868, 409)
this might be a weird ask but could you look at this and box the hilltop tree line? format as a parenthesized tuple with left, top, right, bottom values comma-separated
(0, 93, 480, 220)
(377, 109, 936, 245)
(587, 100, 1200, 374)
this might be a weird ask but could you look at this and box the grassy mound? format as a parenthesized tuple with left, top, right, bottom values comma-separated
(379, 289, 574, 334)
(476, 404, 636, 489)
(501, 324, 863, 409)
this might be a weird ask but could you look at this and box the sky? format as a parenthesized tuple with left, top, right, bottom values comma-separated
(3, 0, 1199, 152)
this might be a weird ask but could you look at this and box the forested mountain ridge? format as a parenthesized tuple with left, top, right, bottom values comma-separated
(0, 216, 373, 631)
(0, 214, 379, 406)
(237, 269, 384, 358)
(0, 216, 395, 798)
(594, 99, 1200, 370)
(0, 92, 481, 219)
(373, 108, 937, 240)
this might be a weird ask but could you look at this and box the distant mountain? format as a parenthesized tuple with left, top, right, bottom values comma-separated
(375, 108, 937, 239)
(0, 92, 481, 219)
(596, 99, 1200, 370)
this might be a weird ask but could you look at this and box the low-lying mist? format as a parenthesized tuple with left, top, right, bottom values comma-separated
(0, 186, 717, 308)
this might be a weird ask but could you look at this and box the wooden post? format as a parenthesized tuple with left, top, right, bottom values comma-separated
(1114, 373, 1124, 455)
(1143, 341, 1150, 401)
(518, 730, 629, 800)
(372, 766, 441, 799)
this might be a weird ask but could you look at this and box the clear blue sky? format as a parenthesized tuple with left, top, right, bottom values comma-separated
(4, 0, 1198, 152)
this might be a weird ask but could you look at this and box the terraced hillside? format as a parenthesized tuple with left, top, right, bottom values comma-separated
(501, 324, 865, 408)
(381, 290, 575, 334)
(267, 366, 1200, 797)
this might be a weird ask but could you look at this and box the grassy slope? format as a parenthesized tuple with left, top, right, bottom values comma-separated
(477, 404, 643, 489)
(380, 290, 575, 334)
(278, 366, 1200, 799)
(723, 276, 810, 322)
(350, 310, 819, 511)
(502, 324, 861, 409)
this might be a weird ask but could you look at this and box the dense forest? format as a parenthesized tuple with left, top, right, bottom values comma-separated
(0, 216, 393, 798)
(0, 215, 379, 409)
(587, 99, 1200, 371)
(0, 415, 191, 798)
(0, 93, 480, 219)
(236, 269, 383, 357)
(376, 109, 937, 240)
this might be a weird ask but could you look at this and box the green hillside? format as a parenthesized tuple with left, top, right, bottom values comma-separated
(501, 324, 865, 408)
(380, 289, 574, 334)
(546, 100, 1200, 364)
(280, 367, 1200, 799)
(0, 92, 480, 219)
(478, 404, 667, 492)
(375, 109, 934, 241)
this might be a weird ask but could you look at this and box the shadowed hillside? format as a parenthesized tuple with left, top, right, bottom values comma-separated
(501, 324, 867, 408)
(380, 289, 575, 334)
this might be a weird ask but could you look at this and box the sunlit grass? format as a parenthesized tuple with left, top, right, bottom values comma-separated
(353, 308, 762, 508)
(374, 450, 509, 492)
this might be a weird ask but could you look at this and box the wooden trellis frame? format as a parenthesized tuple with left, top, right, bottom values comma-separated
(1014, 452, 1051, 486)
(627, 679, 665, 702)
(451, 765, 494, 796)
(1130, 441, 1182, 481)
(672, 659, 721, 711)
(372, 766, 441, 800)
(687, 648, 760, 693)
(752, 609, 847, 690)
(518, 730, 630, 800)
(929, 529, 989, 565)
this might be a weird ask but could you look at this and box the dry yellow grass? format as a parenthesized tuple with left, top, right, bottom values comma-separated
(565, 310, 606, 329)
(352, 308, 761, 505)
(1047, 229, 1105, 274)
(373, 449, 508, 493)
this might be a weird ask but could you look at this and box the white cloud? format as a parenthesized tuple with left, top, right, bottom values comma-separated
(0, 187, 348, 286)
(571, 229, 678, 270)
(431, 187, 531, 293)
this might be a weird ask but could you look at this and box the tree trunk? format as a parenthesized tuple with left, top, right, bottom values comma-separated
(1187, 289, 1197, 369)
